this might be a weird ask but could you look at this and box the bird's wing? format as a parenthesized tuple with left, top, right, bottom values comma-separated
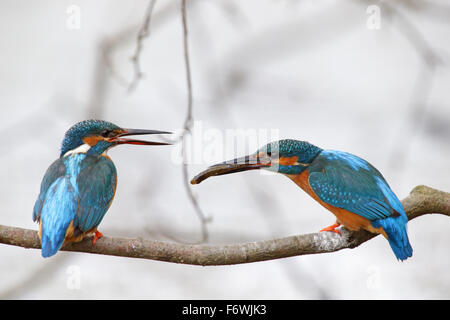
(33, 158, 67, 222)
(39, 176, 78, 257)
(74, 156, 117, 232)
(308, 150, 404, 221)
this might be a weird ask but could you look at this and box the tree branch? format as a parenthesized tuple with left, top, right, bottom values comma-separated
(1, 185, 448, 265)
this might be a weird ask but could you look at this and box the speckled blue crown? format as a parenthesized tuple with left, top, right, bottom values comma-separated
(60, 120, 121, 157)
(259, 139, 323, 163)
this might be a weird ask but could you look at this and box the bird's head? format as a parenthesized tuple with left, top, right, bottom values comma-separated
(191, 139, 323, 184)
(60, 119, 171, 158)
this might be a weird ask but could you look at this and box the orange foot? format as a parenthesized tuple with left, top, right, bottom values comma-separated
(319, 222, 341, 235)
(93, 230, 103, 246)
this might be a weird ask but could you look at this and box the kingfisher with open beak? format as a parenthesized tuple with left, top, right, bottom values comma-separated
(33, 119, 171, 257)
(191, 139, 413, 261)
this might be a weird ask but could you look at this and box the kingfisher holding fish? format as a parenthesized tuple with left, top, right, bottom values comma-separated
(33, 119, 171, 257)
(191, 139, 413, 261)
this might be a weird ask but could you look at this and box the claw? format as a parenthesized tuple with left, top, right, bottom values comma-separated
(319, 222, 341, 235)
(93, 230, 103, 246)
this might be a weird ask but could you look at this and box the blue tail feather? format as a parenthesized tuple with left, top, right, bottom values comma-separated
(41, 231, 66, 258)
(372, 215, 413, 261)
(40, 177, 77, 258)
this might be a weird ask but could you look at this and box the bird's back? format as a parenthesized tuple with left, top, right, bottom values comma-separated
(306, 150, 413, 260)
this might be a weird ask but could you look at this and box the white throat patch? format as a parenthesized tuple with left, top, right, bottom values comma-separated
(63, 143, 91, 157)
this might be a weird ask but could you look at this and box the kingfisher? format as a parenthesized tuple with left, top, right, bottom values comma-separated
(33, 119, 171, 258)
(191, 139, 413, 261)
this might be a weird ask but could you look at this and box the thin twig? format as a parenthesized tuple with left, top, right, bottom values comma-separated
(179, 0, 210, 243)
(128, 0, 158, 92)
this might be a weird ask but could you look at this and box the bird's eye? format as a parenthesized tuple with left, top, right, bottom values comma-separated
(101, 130, 112, 138)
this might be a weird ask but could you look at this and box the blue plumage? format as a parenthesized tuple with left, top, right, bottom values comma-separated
(260, 140, 323, 175)
(371, 176, 412, 260)
(74, 156, 117, 232)
(308, 150, 412, 260)
(371, 216, 412, 261)
(320, 150, 370, 171)
(33, 159, 66, 222)
(39, 177, 78, 257)
(309, 150, 398, 220)
(33, 119, 169, 258)
(190, 139, 414, 261)
(33, 153, 116, 257)
(60, 120, 120, 157)
(261, 139, 323, 163)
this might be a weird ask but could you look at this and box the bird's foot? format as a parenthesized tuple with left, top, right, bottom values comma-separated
(319, 223, 341, 235)
(93, 230, 103, 246)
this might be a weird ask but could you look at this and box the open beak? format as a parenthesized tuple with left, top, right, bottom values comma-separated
(111, 128, 172, 146)
(190, 153, 272, 184)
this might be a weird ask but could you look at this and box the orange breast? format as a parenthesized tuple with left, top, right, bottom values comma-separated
(286, 170, 386, 237)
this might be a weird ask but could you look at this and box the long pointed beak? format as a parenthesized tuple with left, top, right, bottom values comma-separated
(112, 128, 172, 146)
(190, 153, 272, 184)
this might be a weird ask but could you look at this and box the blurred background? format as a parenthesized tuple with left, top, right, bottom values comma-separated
(0, 0, 449, 299)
